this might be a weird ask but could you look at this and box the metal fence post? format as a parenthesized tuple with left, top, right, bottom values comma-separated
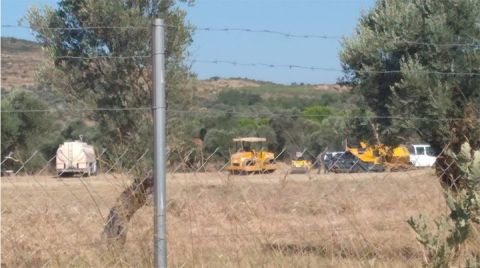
(153, 18, 167, 268)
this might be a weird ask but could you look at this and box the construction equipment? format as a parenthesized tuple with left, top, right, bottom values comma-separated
(226, 137, 277, 174)
(290, 151, 312, 174)
(330, 141, 412, 173)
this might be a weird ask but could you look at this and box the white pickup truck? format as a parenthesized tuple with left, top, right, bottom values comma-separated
(409, 144, 437, 167)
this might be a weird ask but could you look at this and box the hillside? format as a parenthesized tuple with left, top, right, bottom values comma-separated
(1, 37, 349, 96)
(1, 37, 46, 91)
(195, 78, 349, 101)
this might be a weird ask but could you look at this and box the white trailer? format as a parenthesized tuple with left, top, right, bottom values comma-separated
(56, 141, 97, 177)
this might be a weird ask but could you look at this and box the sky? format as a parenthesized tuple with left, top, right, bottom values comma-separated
(1, 0, 375, 84)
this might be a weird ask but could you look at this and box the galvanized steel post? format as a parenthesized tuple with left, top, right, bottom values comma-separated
(152, 18, 167, 268)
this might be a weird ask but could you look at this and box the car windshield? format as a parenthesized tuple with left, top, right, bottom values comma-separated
(416, 147, 425, 155)
(426, 146, 436, 156)
(237, 141, 264, 152)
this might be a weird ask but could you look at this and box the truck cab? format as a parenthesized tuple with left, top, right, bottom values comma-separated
(409, 144, 436, 167)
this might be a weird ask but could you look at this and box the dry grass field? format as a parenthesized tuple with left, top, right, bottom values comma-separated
(2, 169, 447, 267)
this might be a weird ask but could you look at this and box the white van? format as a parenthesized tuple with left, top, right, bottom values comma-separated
(409, 144, 436, 167)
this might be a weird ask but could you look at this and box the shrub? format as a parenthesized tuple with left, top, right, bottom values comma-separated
(408, 142, 480, 267)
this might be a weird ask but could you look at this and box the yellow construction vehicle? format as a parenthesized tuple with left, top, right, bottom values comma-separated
(290, 151, 312, 174)
(346, 141, 411, 171)
(226, 137, 277, 174)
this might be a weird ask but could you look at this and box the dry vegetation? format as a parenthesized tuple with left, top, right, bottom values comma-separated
(0, 37, 349, 97)
(194, 79, 351, 100)
(313, 84, 350, 93)
(1, 38, 46, 91)
(1, 169, 448, 267)
(195, 79, 261, 95)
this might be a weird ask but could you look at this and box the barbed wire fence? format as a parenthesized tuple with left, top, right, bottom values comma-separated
(1, 21, 478, 267)
(0, 113, 457, 267)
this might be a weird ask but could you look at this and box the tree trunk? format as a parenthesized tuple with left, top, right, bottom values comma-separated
(369, 119, 382, 145)
(102, 175, 154, 247)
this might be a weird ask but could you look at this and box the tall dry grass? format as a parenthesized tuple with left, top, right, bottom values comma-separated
(2, 169, 449, 267)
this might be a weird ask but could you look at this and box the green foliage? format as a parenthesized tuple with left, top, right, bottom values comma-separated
(203, 129, 233, 156)
(1, 90, 55, 153)
(344, 2, 480, 265)
(255, 125, 277, 149)
(197, 85, 373, 158)
(1, 90, 61, 171)
(61, 120, 100, 143)
(27, 0, 195, 171)
(301, 105, 332, 123)
(341, 0, 480, 149)
(1, 100, 22, 156)
(408, 142, 480, 267)
(237, 118, 267, 128)
(216, 90, 262, 106)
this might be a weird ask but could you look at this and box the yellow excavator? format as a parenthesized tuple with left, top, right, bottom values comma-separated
(226, 137, 277, 174)
(346, 141, 412, 171)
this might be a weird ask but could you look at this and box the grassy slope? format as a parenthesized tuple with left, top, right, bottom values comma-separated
(2, 37, 40, 53)
(1, 37, 45, 91)
(196, 78, 349, 101)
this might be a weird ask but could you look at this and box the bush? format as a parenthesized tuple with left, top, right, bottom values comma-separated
(1, 89, 61, 172)
(301, 105, 332, 123)
(408, 142, 480, 267)
(203, 129, 233, 157)
(216, 90, 262, 106)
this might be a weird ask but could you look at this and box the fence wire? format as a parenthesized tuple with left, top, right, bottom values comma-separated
(1, 110, 466, 267)
(2, 18, 479, 268)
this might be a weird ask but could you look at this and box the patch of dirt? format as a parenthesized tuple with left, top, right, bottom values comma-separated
(195, 79, 260, 95)
(313, 84, 351, 92)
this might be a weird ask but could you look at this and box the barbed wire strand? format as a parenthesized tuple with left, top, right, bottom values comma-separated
(1, 15, 477, 268)
(2, 140, 455, 265)
(3, 24, 480, 48)
(4, 52, 479, 76)
(1, 106, 477, 123)
(164, 141, 442, 262)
